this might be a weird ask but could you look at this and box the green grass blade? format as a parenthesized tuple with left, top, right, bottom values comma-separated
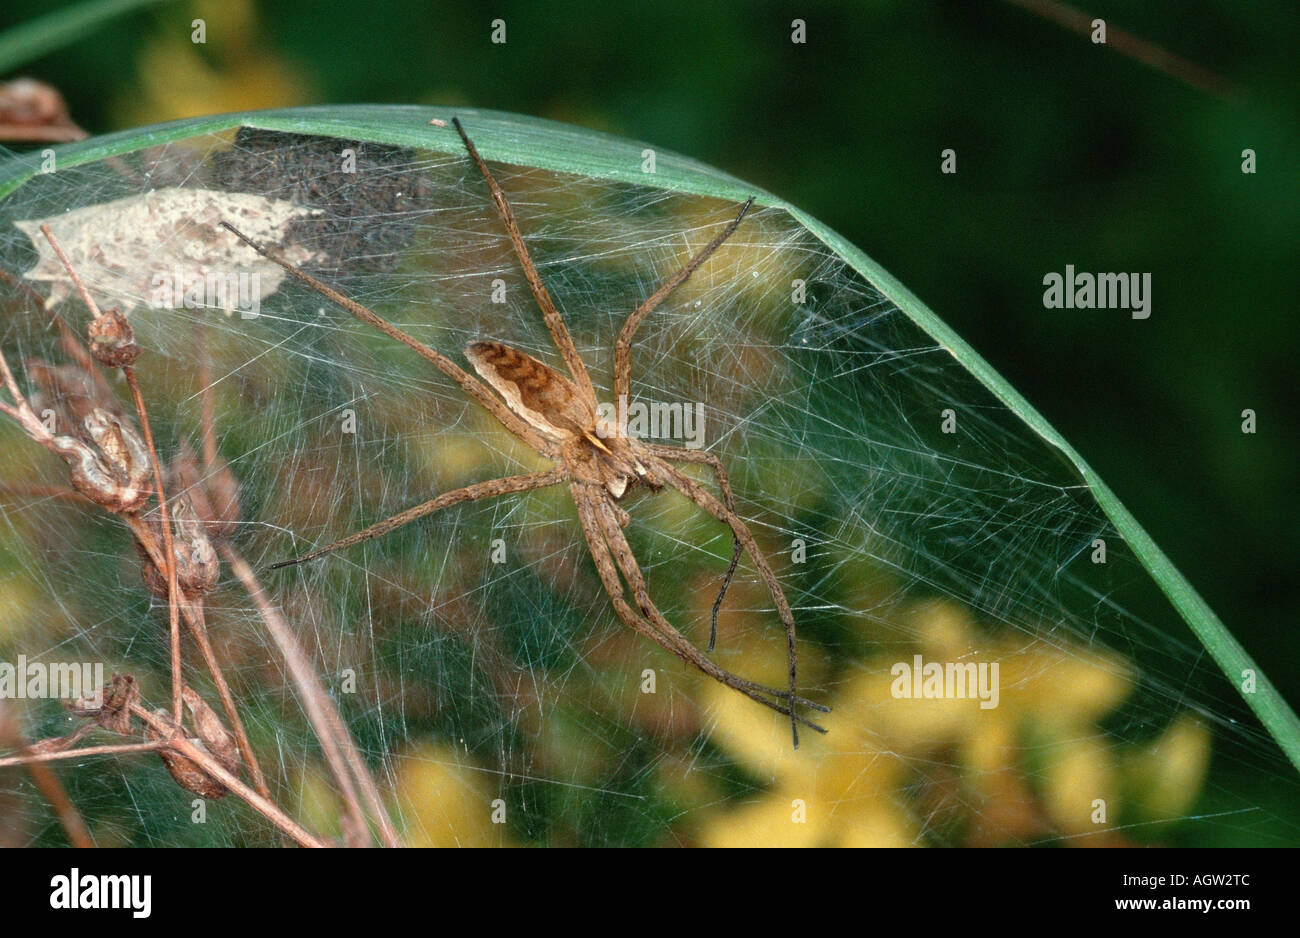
(0, 0, 176, 74)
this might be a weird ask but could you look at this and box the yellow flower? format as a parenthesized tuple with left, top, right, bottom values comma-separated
(1124, 713, 1212, 822)
(390, 743, 515, 847)
(697, 676, 917, 847)
(696, 598, 1212, 846)
(115, 0, 310, 128)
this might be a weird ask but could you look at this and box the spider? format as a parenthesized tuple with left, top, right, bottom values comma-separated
(220, 117, 829, 745)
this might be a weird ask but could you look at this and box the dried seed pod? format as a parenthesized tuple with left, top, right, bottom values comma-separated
(169, 441, 242, 540)
(146, 687, 240, 799)
(67, 673, 140, 736)
(53, 409, 151, 513)
(24, 724, 95, 755)
(0, 78, 85, 142)
(139, 497, 220, 598)
(87, 308, 140, 367)
(181, 686, 241, 777)
(147, 710, 229, 800)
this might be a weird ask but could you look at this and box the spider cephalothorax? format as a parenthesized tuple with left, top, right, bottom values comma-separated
(464, 339, 654, 500)
(224, 117, 829, 744)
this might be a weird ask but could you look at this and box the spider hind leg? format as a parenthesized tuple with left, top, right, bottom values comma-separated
(574, 483, 828, 742)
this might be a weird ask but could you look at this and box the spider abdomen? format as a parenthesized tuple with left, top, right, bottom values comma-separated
(465, 340, 595, 441)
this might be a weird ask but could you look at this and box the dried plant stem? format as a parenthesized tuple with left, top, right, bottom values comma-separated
(30, 226, 270, 800)
(37, 225, 185, 726)
(4, 244, 315, 844)
(128, 705, 327, 849)
(1001, 0, 1238, 100)
(22, 760, 94, 847)
(122, 514, 271, 800)
(182, 602, 271, 799)
(0, 719, 95, 847)
(0, 345, 42, 432)
(0, 740, 167, 768)
(221, 544, 400, 848)
(122, 368, 183, 724)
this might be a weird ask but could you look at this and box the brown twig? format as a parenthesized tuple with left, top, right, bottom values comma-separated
(39, 224, 186, 726)
(0, 711, 95, 847)
(129, 704, 328, 848)
(122, 369, 184, 723)
(2, 706, 323, 847)
(1001, 0, 1239, 101)
(221, 544, 400, 848)
(121, 514, 272, 800)
(29, 229, 272, 803)
(21, 759, 94, 846)
(10, 199, 399, 849)
(0, 740, 167, 768)
(0, 349, 274, 808)
(2, 247, 311, 845)
(180, 601, 269, 799)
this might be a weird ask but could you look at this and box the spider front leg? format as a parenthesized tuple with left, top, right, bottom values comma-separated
(270, 467, 570, 568)
(613, 197, 753, 405)
(219, 221, 560, 461)
(451, 117, 599, 404)
(573, 482, 826, 743)
(592, 493, 825, 711)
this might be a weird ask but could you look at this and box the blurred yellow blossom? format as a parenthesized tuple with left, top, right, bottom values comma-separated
(115, 0, 309, 128)
(1124, 712, 1213, 822)
(390, 743, 515, 847)
(698, 598, 1212, 846)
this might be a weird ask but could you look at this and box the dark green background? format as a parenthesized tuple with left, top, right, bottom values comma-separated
(3, 0, 1296, 813)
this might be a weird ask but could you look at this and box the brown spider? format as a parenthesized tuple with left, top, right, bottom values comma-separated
(221, 117, 829, 744)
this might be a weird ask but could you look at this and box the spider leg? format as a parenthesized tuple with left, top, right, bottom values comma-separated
(219, 222, 559, 461)
(638, 443, 742, 653)
(573, 482, 825, 740)
(451, 118, 599, 405)
(270, 467, 570, 569)
(644, 456, 826, 746)
(613, 197, 753, 405)
(589, 490, 825, 718)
